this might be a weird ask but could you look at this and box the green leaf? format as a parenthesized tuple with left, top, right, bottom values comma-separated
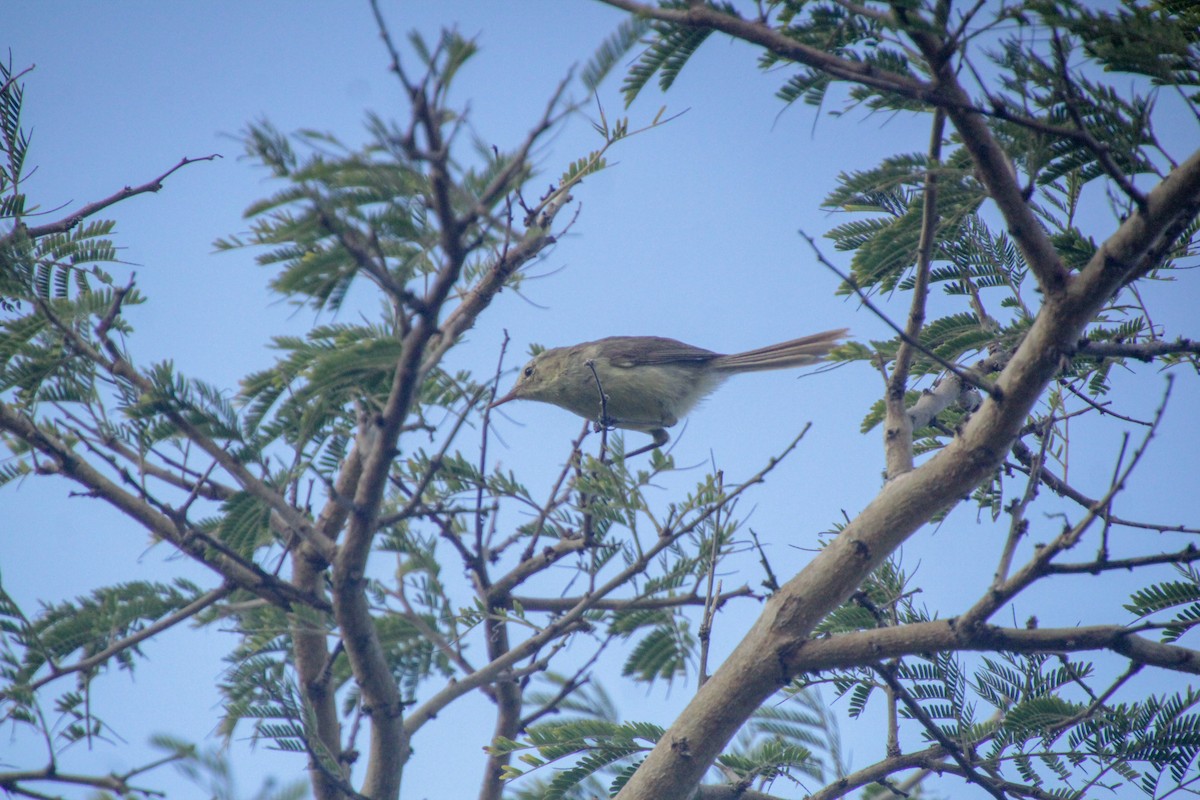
(584, 16, 651, 91)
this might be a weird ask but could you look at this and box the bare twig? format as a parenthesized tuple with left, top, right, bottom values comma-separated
(875, 662, 1008, 800)
(511, 585, 756, 613)
(994, 419, 1050, 587)
(800, 229, 998, 398)
(748, 528, 780, 593)
(960, 377, 1173, 629)
(697, 470, 726, 686)
(405, 429, 809, 738)
(584, 358, 613, 461)
(14, 155, 222, 242)
(1050, 30, 1147, 211)
(17, 584, 231, 694)
(1062, 381, 1154, 427)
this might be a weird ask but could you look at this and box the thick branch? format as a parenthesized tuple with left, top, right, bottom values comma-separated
(1076, 337, 1200, 362)
(478, 616, 523, 800)
(786, 620, 1200, 675)
(613, 141, 1200, 800)
(323, 61, 504, 800)
(317, 52, 580, 800)
(294, 474, 346, 800)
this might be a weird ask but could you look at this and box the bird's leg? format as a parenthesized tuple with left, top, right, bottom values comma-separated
(624, 428, 670, 458)
(584, 359, 617, 430)
(581, 359, 669, 457)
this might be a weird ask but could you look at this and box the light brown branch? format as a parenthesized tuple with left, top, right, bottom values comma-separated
(614, 144, 1200, 800)
(511, 586, 755, 613)
(885, 108, 946, 478)
(787, 620, 1200, 675)
(1076, 337, 1200, 362)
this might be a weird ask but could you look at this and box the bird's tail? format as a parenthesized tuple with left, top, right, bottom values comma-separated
(711, 328, 848, 373)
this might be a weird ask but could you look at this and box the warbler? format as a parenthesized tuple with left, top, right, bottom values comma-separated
(490, 328, 847, 455)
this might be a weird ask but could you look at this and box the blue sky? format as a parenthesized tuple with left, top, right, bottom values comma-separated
(4, 3, 1198, 799)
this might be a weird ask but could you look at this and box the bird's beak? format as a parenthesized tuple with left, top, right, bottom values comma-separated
(488, 387, 518, 409)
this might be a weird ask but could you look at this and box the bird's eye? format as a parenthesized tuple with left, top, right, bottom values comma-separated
(523, 366, 534, 378)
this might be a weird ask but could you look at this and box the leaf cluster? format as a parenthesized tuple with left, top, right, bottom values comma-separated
(0, 578, 206, 746)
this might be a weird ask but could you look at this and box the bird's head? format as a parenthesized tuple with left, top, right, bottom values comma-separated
(489, 347, 570, 409)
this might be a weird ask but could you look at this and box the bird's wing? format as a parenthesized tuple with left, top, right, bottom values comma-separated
(590, 336, 720, 368)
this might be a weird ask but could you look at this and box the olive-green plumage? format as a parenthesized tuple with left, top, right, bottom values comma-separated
(491, 328, 847, 455)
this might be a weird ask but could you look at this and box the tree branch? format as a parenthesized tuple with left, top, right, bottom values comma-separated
(22, 584, 231, 693)
(906, 29, 1070, 295)
(614, 139, 1200, 800)
(786, 620, 1200, 675)
(13, 155, 221, 242)
(0, 403, 326, 610)
(1076, 337, 1200, 362)
(1011, 437, 1200, 535)
(405, 431, 806, 740)
(885, 109, 946, 478)
(875, 662, 1007, 800)
(33, 296, 337, 563)
(511, 586, 757, 613)
(597, 0, 933, 102)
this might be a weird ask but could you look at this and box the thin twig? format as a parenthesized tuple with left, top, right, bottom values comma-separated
(697, 470, 725, 687)
(584, 358, 612, 461)
(1050, 30, 1147, 211)
(748, 528, 780, 593)
(800, 230, 999, 398)
(16, 155, 222, 241)
(24, 584, 230, 693)
(994, 419, 1050, 587)
(1010, 439, 1200, 535)
(405, 427, 809, 737)
(875, 663, 1008, 800)
(510, 585, 756, 612)
(1062, 381, 1154, 427)
(960, 377, 1174, 629)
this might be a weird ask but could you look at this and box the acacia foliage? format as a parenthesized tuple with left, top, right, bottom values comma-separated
(0, 27, 833, 800)
(581, 1, 1200, 799)
(1, 3, 1200, 800)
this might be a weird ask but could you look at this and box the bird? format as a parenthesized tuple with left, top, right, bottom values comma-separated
(490, 328, 847, 456)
